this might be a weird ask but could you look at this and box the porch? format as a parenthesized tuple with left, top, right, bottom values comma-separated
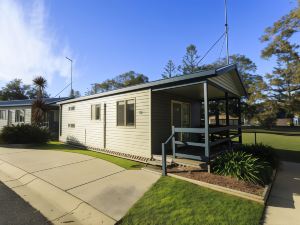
(150, 65, 246, 174)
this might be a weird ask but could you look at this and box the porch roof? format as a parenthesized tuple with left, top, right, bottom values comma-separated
(57, 64, 247, 105)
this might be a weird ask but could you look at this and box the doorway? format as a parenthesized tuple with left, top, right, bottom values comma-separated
(171, 101, 191, 141)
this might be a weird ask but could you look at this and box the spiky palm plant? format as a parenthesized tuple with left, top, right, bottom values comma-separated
(32, 76, 48, 126)
(33, 76, 47, 99)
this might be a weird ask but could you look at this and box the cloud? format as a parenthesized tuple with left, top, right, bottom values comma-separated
(0, 0, 71, 85)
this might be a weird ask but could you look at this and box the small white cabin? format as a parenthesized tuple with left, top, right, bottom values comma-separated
(58, 64, 247, 162)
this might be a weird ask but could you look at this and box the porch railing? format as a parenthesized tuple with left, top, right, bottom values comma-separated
(161, 125, 241, 175)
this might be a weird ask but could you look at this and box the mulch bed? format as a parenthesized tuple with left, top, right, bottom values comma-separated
(168, 167, 264, 196)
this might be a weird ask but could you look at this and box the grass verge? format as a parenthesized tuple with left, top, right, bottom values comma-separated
(242, 133, 300, 151)
(118, 177, 264, 225)
(37, 141, 144, 170)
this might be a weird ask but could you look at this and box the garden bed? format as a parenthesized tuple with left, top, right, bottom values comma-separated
(167, 166, 276, 203)
(169, 167, 264, 195)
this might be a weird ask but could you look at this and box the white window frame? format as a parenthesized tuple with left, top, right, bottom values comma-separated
(68, 123, 75, 128)
(91, 104, 101, 121)
(68, 106, 75, 111)
(0, 110, 6, 120)
(116, 98, 136, 127)
(15, 110, 25, 123)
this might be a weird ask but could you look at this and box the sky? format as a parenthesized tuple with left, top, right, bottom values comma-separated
(0, 0, 298, 97)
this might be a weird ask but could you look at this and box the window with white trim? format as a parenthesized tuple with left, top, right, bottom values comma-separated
(68, 106, 75, 111)
(0, 110, 6, 120)
(68, 123, 75, 128)
(91, 104, 101, 120)
(117, 99, 135, 126)
(15, 110, 25, 122)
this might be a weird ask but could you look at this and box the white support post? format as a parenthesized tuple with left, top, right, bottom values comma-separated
(172, 126, 176, 158)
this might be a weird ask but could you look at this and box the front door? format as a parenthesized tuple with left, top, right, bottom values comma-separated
(172, 101, 191, 141)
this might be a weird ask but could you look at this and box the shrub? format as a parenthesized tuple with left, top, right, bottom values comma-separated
(212, 151, 272, 185)
(238, 144, 278, 169)
(0, 124, 50, 144)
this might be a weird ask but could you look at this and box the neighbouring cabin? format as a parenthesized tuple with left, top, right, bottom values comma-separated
(58, 64, 247, 167)
(0, 98, 69, 138)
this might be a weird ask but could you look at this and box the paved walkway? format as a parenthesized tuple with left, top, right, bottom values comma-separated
(0, 147, 160, 225)
(264, 161, 300, 225)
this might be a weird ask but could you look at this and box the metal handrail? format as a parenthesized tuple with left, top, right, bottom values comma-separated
(161, 132, 175, 176)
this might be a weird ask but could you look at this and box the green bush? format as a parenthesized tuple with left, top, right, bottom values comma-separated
(0, 124, 50, 144)
(212, 151, 272, 185)
(238, 144, 278, 169)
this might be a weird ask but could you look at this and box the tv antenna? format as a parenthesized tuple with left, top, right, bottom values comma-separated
(224, 0, 229, 64)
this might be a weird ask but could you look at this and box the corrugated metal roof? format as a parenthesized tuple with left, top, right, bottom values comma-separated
(0, 97, 70, 107)
(58, 64, 247, 105)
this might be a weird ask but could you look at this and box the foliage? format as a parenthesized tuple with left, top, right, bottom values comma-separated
(86, 71, 149, 95)
(0, 79, 49, 100)
(119, 177, 264, 225)
(260, 1, 300, 122)
(0, 124, 50, 144)
(161, 60, 177, 78)
(32, 76, 48, 125)
(212, 151, 271, 185)
(238, 144, 278, 169)
(182, 44, 200, 74)
(0, 79, 30, 100)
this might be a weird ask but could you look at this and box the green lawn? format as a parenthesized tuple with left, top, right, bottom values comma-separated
(119, 177, 264, 225)
(242, 132, 300, 151)
(38, 141, 144, 170)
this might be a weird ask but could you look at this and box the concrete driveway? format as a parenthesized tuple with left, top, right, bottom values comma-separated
(0, 147, 160, 225)
(264, 161, 300, 225)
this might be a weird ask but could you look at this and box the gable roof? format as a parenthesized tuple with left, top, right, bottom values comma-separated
(58, 64, 247, 105)
(0, 97, 70, 107)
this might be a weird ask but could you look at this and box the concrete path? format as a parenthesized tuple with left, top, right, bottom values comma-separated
(0, 181, 52, 225)
(264, 161, 300, 225)
(0, 147, 160, 225)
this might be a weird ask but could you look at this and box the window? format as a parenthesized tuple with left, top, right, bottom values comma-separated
(91, 104, 101, 120)
(15, 110, 25, 122)
(117, 99, 135, 126)
(68, 123, 75, 128)
(68, 106, 75, 111)
(126, 100, 135, 126)
(117, 101, 125, 126)
(0, 110, 6, 120)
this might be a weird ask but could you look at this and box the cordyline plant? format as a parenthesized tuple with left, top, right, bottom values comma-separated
(212, 151, 269, 185)
(32, 76, 47, 126)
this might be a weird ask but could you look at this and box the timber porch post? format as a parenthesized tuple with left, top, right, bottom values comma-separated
(237, 98, 242, 143)
(225, 92, 229, 139)
(203, 81, 210, 173)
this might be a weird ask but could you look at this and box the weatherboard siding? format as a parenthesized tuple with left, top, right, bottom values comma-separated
(0, 107, 31, 131)
(208, 71, 241, 96)
(60, 89, 151, 158)
(151, 92, 201, 154)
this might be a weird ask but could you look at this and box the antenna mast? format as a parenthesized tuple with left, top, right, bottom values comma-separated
(224, 0, 229, 64)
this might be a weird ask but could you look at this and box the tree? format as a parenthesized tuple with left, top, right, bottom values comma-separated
(182, 44, 200, 74)
(85, 71, 149, 95)
(0, 79, 30, 100)
(260, 1, 300, 124)
(162, 60, 177, 78)
(32, 76, 48, 125)
(27, 87, 50, 99)
(199, 54, 267, 121)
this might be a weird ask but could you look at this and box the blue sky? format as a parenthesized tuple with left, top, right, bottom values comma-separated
(0, 0, 297, 97)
